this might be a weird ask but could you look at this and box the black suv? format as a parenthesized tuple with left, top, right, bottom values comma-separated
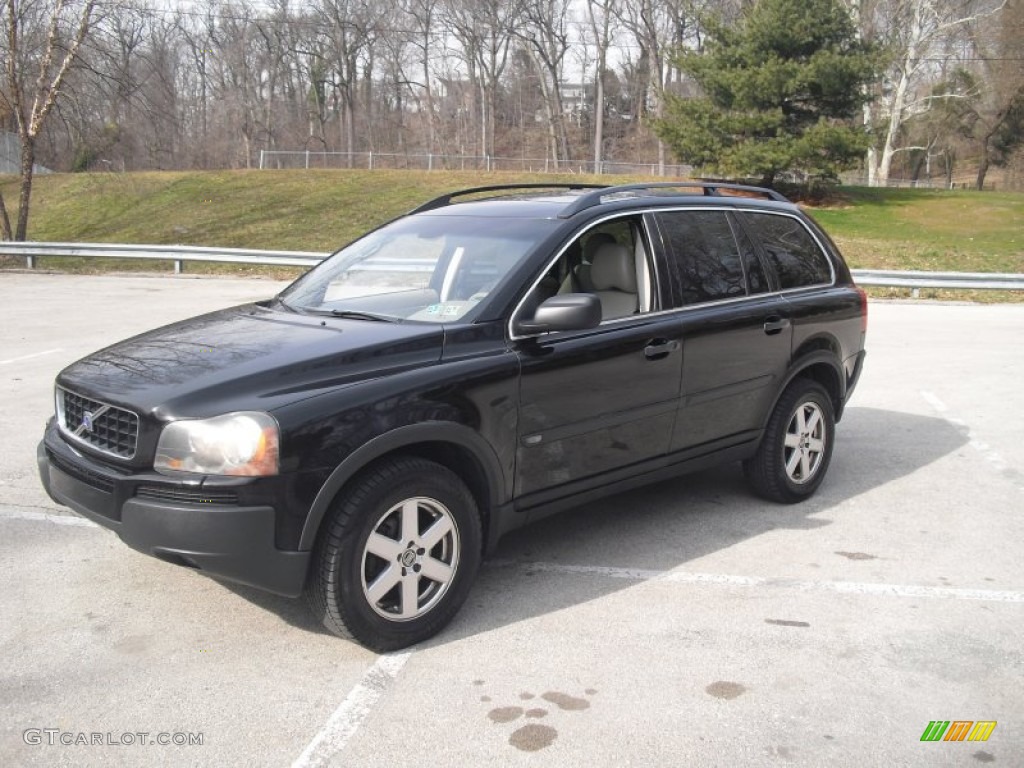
(38, 182, 866, 650)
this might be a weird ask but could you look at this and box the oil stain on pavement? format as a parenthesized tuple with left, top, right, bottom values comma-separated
(705, 681, 747, 700)
(479, 684, 598, 752)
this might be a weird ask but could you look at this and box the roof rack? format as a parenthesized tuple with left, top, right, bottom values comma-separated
(408, 183, 607, 215)
(556, 181, 790, 218)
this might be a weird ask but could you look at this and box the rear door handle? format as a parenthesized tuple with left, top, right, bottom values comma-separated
(763, 317, 791, 335)
(644, 339, 680, 360)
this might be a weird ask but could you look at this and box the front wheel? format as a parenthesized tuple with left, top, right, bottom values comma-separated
(744, 379, 836, 504)
(305, 457, 482, 651)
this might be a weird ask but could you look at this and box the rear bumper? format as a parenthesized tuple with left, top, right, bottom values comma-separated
(38, 421, 309, 597)
(845, 349, 867, 403)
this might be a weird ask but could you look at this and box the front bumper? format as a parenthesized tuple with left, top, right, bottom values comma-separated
(38, 420, 309, 597)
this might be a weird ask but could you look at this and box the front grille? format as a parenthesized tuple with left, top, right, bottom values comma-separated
(60, 389, 139, 459)
(48, 450, 115, 494)
(135, 486, 239, 505)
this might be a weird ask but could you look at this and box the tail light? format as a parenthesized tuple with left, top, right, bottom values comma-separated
(856, 287, 868, 334)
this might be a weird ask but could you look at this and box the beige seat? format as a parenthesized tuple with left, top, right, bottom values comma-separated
(589, 242, 638, 319)
(558, 232, 616, 295)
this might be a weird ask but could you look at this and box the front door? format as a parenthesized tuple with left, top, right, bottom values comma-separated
(515, 315, 685, 498)
(511, 215, 683, 500)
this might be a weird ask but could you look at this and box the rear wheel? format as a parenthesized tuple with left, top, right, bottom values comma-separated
(305, 457, 482, 651)
(744, 379, 835, 503)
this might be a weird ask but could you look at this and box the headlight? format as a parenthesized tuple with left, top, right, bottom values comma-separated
(154, 412, 279, 476)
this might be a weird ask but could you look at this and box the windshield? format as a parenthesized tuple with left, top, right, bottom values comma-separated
(280, 215, 557, 322)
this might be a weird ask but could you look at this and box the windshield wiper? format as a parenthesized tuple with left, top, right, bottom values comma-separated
(274, 296, 297, 312)
(329, 309, 398, 323)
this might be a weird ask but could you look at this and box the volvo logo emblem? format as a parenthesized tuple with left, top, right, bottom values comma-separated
(71, 404, 110, 439)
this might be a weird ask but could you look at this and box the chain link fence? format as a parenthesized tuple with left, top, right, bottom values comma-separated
(258, 150, 692, 178)
(257, 151, 1013, 189)
(838, 174, 972, 190)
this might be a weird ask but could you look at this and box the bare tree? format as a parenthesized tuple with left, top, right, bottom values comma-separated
(177, 8, 217, 167)
(963, 0, 1024, 188)
(616, 0, 703, 175)
(585, 0, 619, 172)
(1, 0, 97, 240)
(849, 0, 1006, 186)
(401, 0, 441, 154)
(253, 1, 296, 157)
(2, 0, 1016, 189)
(41, 3, 189, 173)
(214, 2, 267, 168)
(516, 0, 573, 166)
(441, 0, 522, 161)
(314, 0, 383, 166)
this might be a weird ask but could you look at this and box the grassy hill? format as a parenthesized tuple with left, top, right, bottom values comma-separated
(2, 170, 1022, 284)
(810, 187, 1023, 274)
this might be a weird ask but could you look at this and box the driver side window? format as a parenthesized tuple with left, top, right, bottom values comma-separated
(523, 217, 653, 323)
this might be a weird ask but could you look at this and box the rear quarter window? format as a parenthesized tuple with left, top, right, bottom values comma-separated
(742, 212, 833, 290)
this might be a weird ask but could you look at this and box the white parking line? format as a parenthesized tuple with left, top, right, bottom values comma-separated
(11, 505, 1018, 603)
(491, 561, 1024, 603)
(292, 652, 412, 768)
(0, 507, 98, 528)
(921, 390, 1015, 480)
(0, 348, 62, 365)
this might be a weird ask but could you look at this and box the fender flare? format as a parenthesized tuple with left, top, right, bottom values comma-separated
(297, 421, 507, 551)
(764, 351, 846, 429)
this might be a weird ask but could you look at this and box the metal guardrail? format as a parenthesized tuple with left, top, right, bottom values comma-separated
(0, 241, 326, 273)
(849, 269, 1024, 291)
(1, 241, 1022, 291)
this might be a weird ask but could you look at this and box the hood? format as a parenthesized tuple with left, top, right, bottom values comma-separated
(56, 303, 445, 419)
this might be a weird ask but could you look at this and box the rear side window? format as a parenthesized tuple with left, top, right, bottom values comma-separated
(655, 210, 763, 305)
(742, 213, 832, 290)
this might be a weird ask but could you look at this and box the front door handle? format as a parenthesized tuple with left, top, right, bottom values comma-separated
(763, 317, 791, 335)
(644, 339, 680, 360)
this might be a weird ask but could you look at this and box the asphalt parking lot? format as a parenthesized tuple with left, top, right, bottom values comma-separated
(2, 272, 1022, 767)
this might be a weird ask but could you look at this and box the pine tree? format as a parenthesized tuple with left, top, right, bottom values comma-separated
(656, 0, 877, 186)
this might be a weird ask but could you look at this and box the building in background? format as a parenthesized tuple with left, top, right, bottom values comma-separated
(0, 132, 50, 175)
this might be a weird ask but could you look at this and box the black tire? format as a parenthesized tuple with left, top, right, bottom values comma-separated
(744, 378, 836, 504)
(305, 456, 482, 651)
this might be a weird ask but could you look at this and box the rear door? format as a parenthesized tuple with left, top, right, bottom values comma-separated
(652, 208, 793, 451)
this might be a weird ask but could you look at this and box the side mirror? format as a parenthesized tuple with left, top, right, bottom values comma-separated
(516, 293, 602, 335)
